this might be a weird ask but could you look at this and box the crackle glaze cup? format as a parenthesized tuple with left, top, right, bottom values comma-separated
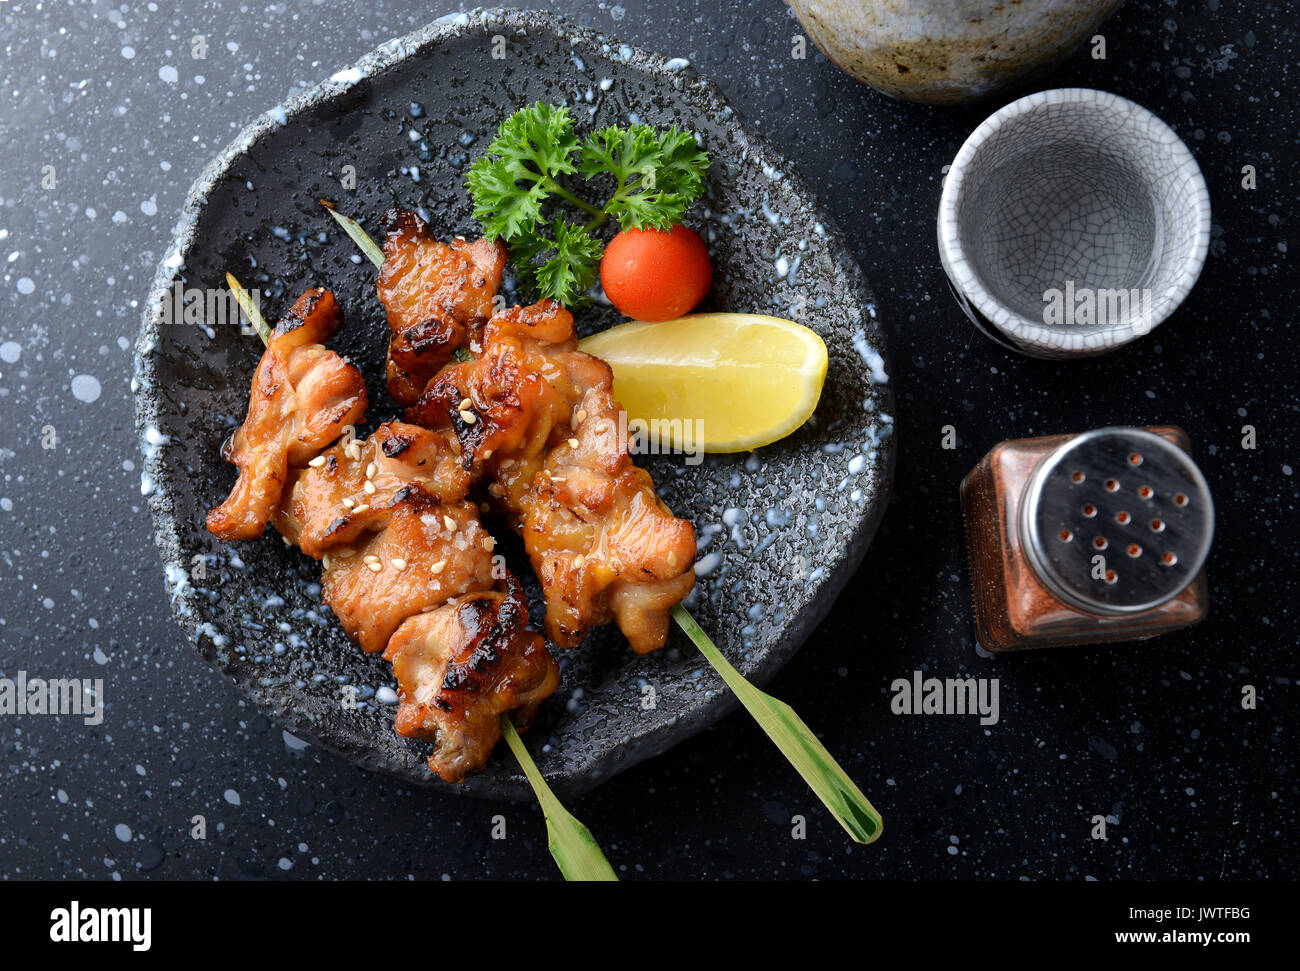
(938, 88, 1211, 358)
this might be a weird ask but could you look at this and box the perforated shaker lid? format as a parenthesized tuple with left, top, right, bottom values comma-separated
(1020, 428, 1214, 615)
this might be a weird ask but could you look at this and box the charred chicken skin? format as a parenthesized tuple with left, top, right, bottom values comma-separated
(273, 420, 474, 559)
(376, 208, 507, 406)
(207, 288, 368, 540)
(408, 298, 697, 654)
(385, 573, 559, 783)
(208, 289, 558, 784)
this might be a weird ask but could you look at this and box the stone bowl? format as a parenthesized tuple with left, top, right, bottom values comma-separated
(786, 0, 1125, 105)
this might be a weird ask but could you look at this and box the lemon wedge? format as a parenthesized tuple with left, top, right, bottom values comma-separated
(579, 312, 829, 453)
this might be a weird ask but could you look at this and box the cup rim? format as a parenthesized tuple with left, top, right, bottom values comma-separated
(938, 87, 1212, 355)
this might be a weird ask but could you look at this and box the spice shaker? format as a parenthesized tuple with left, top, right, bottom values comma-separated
(961, 426, 1213, 652)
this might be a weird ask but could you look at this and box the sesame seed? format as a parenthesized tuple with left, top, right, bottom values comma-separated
(458, 397, 472, 411)
(573, 554, 585, 567)
(342, 497, 355, 509)
(431, 560, 446, 574)
(367, 560, 382, 573)
(322, 555, 332, 570)
(308, 456, 327, 468)
(483, 448, 493, 460)
(443, 515, 456, 530)
(482, 536, 496, 552)
(576, 408, 587, 424)
(460, 410, 477, 424)
(567, 438, 579, 448)
(364, 480, 377, 495)
(351, 503, 370, 514)
(488, 483, 505, 497)
(391, 558, 407, 571)
(365, 462, 377, 479)
(363, 554, 379, 563)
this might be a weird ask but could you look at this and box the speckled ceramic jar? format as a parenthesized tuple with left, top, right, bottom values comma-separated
(785, 0, 1125, 104)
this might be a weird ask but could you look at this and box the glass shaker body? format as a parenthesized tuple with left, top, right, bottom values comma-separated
(961, 426, 1209, 652)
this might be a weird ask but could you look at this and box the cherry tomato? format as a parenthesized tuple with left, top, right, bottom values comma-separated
(600, 224, 712, 322)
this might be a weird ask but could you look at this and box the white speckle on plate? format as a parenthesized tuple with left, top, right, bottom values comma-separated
(16, 277, 34, 295)
(158, 65, 178, 84)
(850, 327, 890, 385)
(0, 341, 20, 363)
(694, 551, 722, 577)
(329, 67, 363, 85)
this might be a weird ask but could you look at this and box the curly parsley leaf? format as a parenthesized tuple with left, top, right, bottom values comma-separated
(465, 103, 582, 241)
(578, 124, 709, 230)
(510, 219, 605, 306)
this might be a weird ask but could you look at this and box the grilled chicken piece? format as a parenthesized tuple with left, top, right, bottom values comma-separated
(273, 420, 474, 558)
(385, 573, 559, 783)
(376, 208, 507, 406)
(315, 490, 500, 654)
(207, 288, 368, 540)
(410, 299, 696, 653)
(409, 304, 574, 470)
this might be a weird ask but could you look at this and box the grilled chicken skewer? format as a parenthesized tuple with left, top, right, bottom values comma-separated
(377, 212, 697, 655)
(208, 286, 559, 783)
(407, 298, 697, 654)
(275, 420, 557, 782)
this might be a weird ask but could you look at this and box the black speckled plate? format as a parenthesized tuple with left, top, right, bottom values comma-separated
(134, 8, 894, 800)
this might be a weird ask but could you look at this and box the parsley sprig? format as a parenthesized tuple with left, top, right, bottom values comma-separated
(466, 102, 708, 306)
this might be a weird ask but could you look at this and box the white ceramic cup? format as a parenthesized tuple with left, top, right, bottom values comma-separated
(938, 88, 1211, 358)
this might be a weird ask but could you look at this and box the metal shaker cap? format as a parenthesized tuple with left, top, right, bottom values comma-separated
(1020, 428, 1214, 615)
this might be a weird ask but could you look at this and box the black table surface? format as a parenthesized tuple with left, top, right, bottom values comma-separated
(0, 0, 1294, 880)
